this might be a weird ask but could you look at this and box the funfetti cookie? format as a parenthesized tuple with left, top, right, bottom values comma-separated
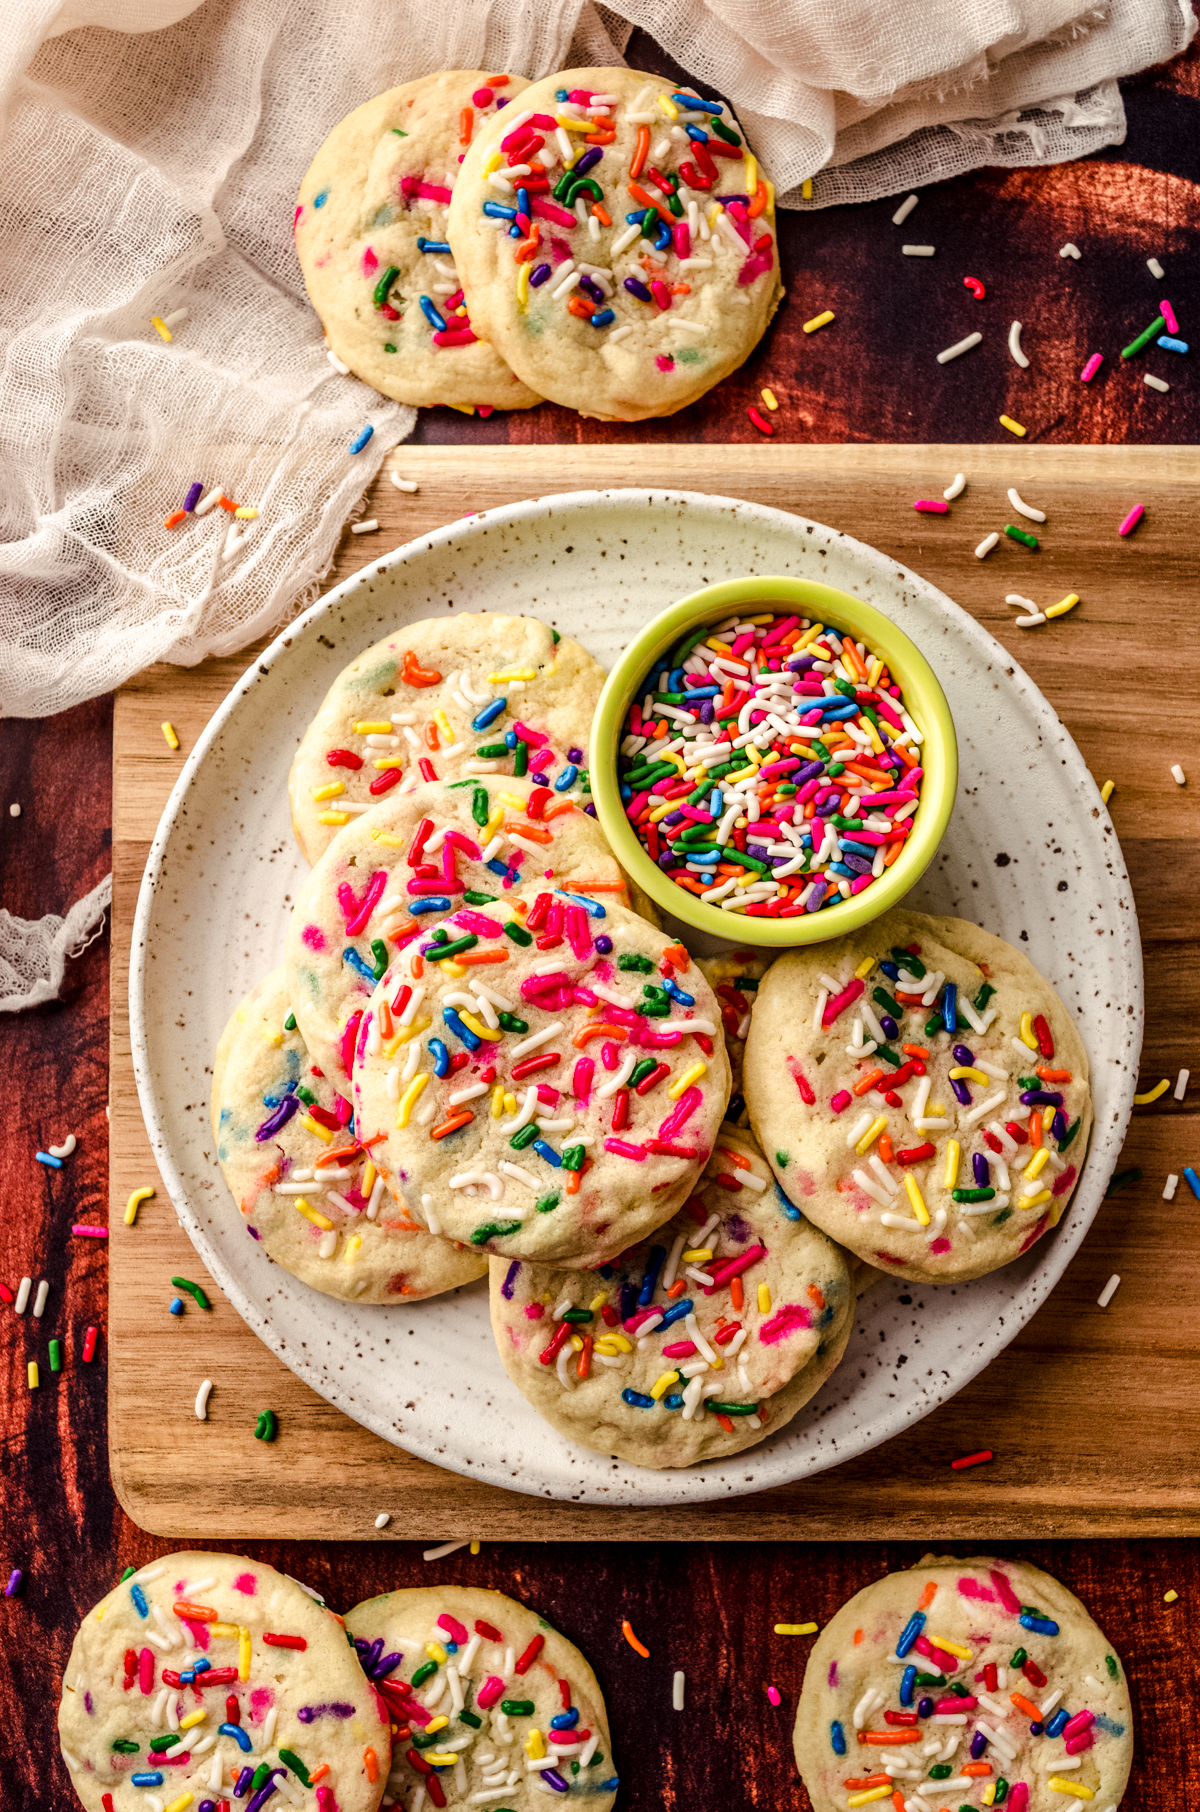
(286, 774, 655, 1083)
(58, 1551, 390, 1812)
(697, 948, 773, 1117)
(288, 613, 604, 864)
(742, 909, 1092, 1286)
(447, 68, 783, 421)
(212, 968, 485, 1302)
(296, 72, 541, 413)
(345, 1585, 618, 1812)
(792, 1554, 1133, 1812)
(351, 893, 730, 1267)
(489, 1127, 853, 1468)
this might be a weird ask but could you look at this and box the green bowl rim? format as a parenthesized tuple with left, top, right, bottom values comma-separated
(590, 574, 959, 948)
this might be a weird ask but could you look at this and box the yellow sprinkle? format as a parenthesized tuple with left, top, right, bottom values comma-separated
(426, 1641, 449, 1663)
(233, 506, 258, 520)
(458, 1008, 501, 1042)
(517, 261, 531, 311)
(1100, 779, 1115, 804)
(27, 1361, 38, 1389)
(436, 960, 467, 979)
(310, 780, 345, 801)
(484, 807, 505, 840)
(490, 1085, 506, 1120)
(1023, 1147, 1050, 1180)
(864, 719, 885, 755)
(1000, 414, 1027, 437)
(470, 1538, 480, 1554)
(151, 316, 173, 342)
(372, 764, 403, 777)
(848, 1791, 892, 1807)
(757, 1283, 771, 1314)
(743, 155, 758, 195)
(556, 115, 594, 131)
(765, 179, 775, 211)
(1018, 1189, 1052, 1210)
(94, 1606, 105, 1621)
(179, 1709, 207, 1730)
(295, 1198, 334, 1230)
(1133, 1078, 1170, 1104)
(503, 1091, 517, 1115)
(425, 1753, 458, 1768)
(342, 1234, 362, 1264)
(1046, 592, 1080, 619)
(125, 1186, 155, 1226)
(668, 1061, 707, 1099)
(681, 1248, 713, 1263)
(867, 658, 884, 686)
(594, 1338, 621, 1356)
(650, 1369, 680, 1400)
(1048, 1780, 1093, 1800)
(854, 957, 875, 979)
(803, 310, 835, 334)
(397, 1074, 429, 1128)
(801, 178, 812, 199)
(1165, 1589, 1179, 1603)
(165, 1795, 194, 1812)
(944, 1139, 961, 1191)
(570, 1334, 584, 1352)
(384, 1017, 432, 1056)
(361, 1159, 376, 1196)
(355, 720, 393, 734)
(905, 1174, 930, 1226)
(656, 93, 679, 118)
(433, 708, 456, 744)
(1018, 1012, 1038, 1050)
(661, 749, 687, 776)
(160, 721, 180, 750)
(299, 1113, 334, 1144)
(238, 1626, 251, 1682)
(589, 1291, 608, 1311)
(484, 152, 502, 175)
(929, 1102, 945, 1117)
(761, 387, 779, 412)
(425, 1716, 449, 1734)
(726, 765, 757, 785)
(796, 622, 825, 649)
(949, 1066, 990, 1086)
(705, 636, 733, 654)
(928, 1634, 972, 1660)
(855, 1115, 888, 1157)
(210, 1622, 239, 1639)
(489, 669, 536, 682)
(774, 1622, 818, 1635)
(318, 811, 350, 826)
(526, 1728, 547, 1759)
(983, 1790, 997, 1808)
(607, 1331, 634, 1354)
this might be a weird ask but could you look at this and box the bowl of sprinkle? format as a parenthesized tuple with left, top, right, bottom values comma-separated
(590, 575, 958, 947)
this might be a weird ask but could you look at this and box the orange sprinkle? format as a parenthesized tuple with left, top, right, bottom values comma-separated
(748, 179, 770, 220)
(852, 1068, 886, 1097)
(573, 1024, 627, 1049)
(630, 124, 650, 178)
(962, 1763, 993, 1778)
(568, 295, 596, 319)
(621, 1618, 650, 1657)
(628, 179, 671, 222)
(1037, 1066, 1073, 1083)
(424, 722, 440, 751)
(164, 509, 188, 529)
(877, 1134, 894, 1164)
(844, 1777, 890, 1792)
(316, 1145, 359, 1168)
(543, 801, 576, 820)
(860, 1731, 918, 1747)
(310, 1766, 330, 1784)
(853, 1628, 864, 1645)
(591, 202, 612, 226)
(454, 949, 511, 967)
(717, 1145, 751, 1171)
(563, 880, 628, 892)
(173, 1601, 217, 1622)
(586, 128, 616, 145)
(217, 495, 238, 513)
(1010, 1693, 1041, 1720)
(901, 1044, 929, 1059)
(715, 1413, 734, 1433)
(430, 1110, 473, 1142)
(486, 74, 510, 85)
(883, 842, 905, 868)
(893, 1792, 906, 1812)
(917, 1581, 938, 1610)
(576, 1335, 593, 1379)
(410, 954, 425, 979)
(1029, 1112, 1042, 1149)
(566, 1157, 591, 1197)
(666, 1278, 687, 1298)
(377, 1000, 394, 1041)
(730, 1275, 744, 1311)
(513, 232, 541, 264)
(364, 1747, 379, 1783)
(806, 1283, 825, 1309)
(504, 820, 552, 844)
(459, 107, 474, 147)
(401, 653, 442, 687)
(663, 943, 689, 970)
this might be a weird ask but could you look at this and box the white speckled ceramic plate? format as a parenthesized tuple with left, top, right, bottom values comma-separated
(131, 489, 1141, 1506)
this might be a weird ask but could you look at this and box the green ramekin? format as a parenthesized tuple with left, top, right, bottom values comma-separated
(590, 575, 958, 948)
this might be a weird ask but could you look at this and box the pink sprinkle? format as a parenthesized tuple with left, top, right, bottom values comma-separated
(233, 1572, 257, 1596)
(929, 1235, 952, 1253)
(758, 1302, 812, 1346)
(362, 248, 378, 276)
(957, 1577, 997, 1603)
(1008, 1787, 1030, 1812)
(655, 355, 674, 372)
(989, 1567, 1022, 1615)
(913, 499, 949, 514)
(1118, 504, 1144, 537)
(604, 1137, 647, 1161)
(524, 1303, 545, 1320)
(437, 1613, 470, 1643)
(1162, 299, 1179, 334)
(1080, 352, 1103, 382)
(767, 1685, 782, 1706)
(822, 977, 865, 1028)
(662, 1339, 698, 1359)
(476, 1675, 505, 1709)
(293, 206, 303, 232)
(830, 1090, 852, 1115)
(72, 1225, 108, 1238)
(301, 923, 326, 952)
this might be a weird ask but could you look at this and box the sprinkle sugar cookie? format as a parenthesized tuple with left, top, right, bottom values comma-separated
(742, 909, 1092, 1284)
(792, 1555, 1133, 1812)
(489, 1127, 853, 1467)
(447, 67, 783, 421)
(58, 1551, 390, 1812)
(286, 774, 656, 1082)
(288, 613, 605, 864)
(351, 893, 730, 1266)
(296, 72, 541, 412)
(344, 1585, 618, 1811)
(212, 968, 485, 1302)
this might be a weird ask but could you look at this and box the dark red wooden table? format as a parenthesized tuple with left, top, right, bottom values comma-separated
(2, 33, 1198, 1811)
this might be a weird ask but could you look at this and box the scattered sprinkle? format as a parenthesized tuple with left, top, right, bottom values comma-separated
(163, 308, 188, 329)
(1059, 242, 1081, 259)
(1171, 764, 1187, 786)
(9, 803, 19, 817)
(767, 1685, 782, 1705)
(1045, 593, 1080, 620)
(169, 1296, 184, 1316)
(389, 474, 419, 492)
(963, 277, 985, 299)
(951, 1449, 993, 1470)
(1118, 505, 1144, 537)
(14, 1277, 31, 1314)
(673, 1670, 686, 1710)
(327, 348, 351, 374)
(349, 424, 374, 454)
(1163, 1174, 1178, 1200)
(423, 1540, 470, 1561)
(999, 415, 1027, 437)
(1164, 1588, 1179, 1602)
(49, 1134, 77, 1159)
(775, 1622, 818, 1635)
(760, 388, 779, 410)
(1185, 1168, 1200, 1200)
(975, 532, 999, 559)
(125, 1186, 154, 1226)
(4, 1569, 22, 1598)
(1174, 1070, 1189, 1101)
(1097, 1274, 1121, 1309)
(943, 472, 966, 501)
(1133, 1079, 1169, 1105)
(1004, 524, 1039, 550)
(1144, 373, 1170, 393)
(1007, 487, 1045, 522)
(32, 1280, 49, 1319)
(1008, 320, 1029, 367)
(902, 244, 935, 257)
(1100, 780, 1114, 804)
(27, 1362, 38, 1390)
(803, 311, 835, 335)
(936, 331, 982, 364)
(892, 194, 918, 225)
(914, 499, 949, 514)
(351, 519, 380, 535)
(161, 723, 180, 750)
(171, 1276, 212, 1310)
(150, 316, 173, 343)
(1123, 316, 1166, 359)
(195, 1379, 212, 1420)
(374, 1513, 391, 1530)
(194, 485, 224, 517)
(1147, 257, 1165, 279)
(622, 1618, 650, 1658)
(254, 1409, 278, 1441)
(747, 405, 774, 435)
(82, 1326, 98, 1362)
(1080, 353, 1103, 382)
(72, 1224, 108, 1239)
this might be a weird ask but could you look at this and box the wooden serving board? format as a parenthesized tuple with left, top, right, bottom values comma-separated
(110, 443, 1200, 1539)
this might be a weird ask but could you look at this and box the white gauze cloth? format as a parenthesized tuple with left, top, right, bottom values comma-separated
(0, 0, 1192, 723)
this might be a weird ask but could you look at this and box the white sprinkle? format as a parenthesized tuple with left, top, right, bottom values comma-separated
(32, 1280, 49, 1318)
(1007, 487, 1046, 522)
(424, 1539, 470, 1561)
(1148, 257, 1165, 279)
(1171, 763, 1187, 785)
(975, 532, 999, 559)
(327, 349, 351, 375)
(162, 308, 189, 329)
(672, 1670, 686, 1709)
(194, 1379, 213, 1420)
(1175, 1070, 1189, 1101)
(351, 518, 379, 535)
(48, 1134, 77, 1158)
(1164, 1173, 1179, 1200)
(1097, 1273, 1121, 1309)
(1059, 242, 1082, 259)
(390, 474, 419, 492)
(1015, 611, 1047, 628)
(1008, 320, 1029, 368)
(193, 485, 224, 517)
(375, 1512, 391, 1530)
(943, 472, 966, 501)
(551, 267, 580, 300)
(902, 244, 935, 257)
(1145, 372, 1170, 392)
(936, 331, 981, 364)
(607, 325, 634, 345)
(9, 803, 19, 817)
(892, 194, 919, 225)
(1007, 594, 1037, 610)
(221, 525, 245, 561)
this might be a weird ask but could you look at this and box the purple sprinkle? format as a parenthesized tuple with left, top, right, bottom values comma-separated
(200, 1802, 218, 1812)
(972, 1151, 990, 1187)
(724, 1213, 752, 1243)
(951, 1043, 975, 1067)
(699, 701, 715, 723)
(841, 853, 873, 876)
(578, 275, 604, 304)
(84, 1690, 94, 1714)
(502, 1260, 520, 1300)
(247, 1226, 261, 1240)
(574, 147, 603, 176)
(583, 802, 597, 817)
(1052, 1108, 1068, 1140)
(663, 810, 685, 827)
(542, 1769, 569, 1793)
(567, 746, 583, 762)
(880, 1014, 899, 1040)
(970, 1731, 988, 1759)
(950, 1077, 972, 1107)
(828, 1660, 839, 1687)
(255, 1094, 299, 1141)
(4, 1569, 22, 1598)
(594, 934, 613, 954)
(246, 1779, 279, 1812)
(184, 481, 203, 512)
(917, 1696, 934, 1718)
(805, 882, 828, 914)
(297, 1702, 355, 1722)
(529, 262, 552, 288)
(529, 771, 550, 787)
(234, 1766, 255, 1796)
(623, 276, 652, 302)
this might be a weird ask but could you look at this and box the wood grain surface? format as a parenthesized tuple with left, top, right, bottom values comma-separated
(109, 442, 1199, 1540)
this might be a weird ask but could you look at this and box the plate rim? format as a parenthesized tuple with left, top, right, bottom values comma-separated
(129, 483, 1143, 1505)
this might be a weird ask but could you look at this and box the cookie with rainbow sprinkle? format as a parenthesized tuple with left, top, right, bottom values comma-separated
(742, 909, 1092, 1286)
(489, 1126, 853, 1468)
(212, 968, 485, 1302)
(350, 893, 730, 1267)
(58, 1550, 390, 1812)
(792, 1554, 1133, 1812)
(344, 1585, 617, 1811)
(447, 67, 783, 420)
(295, 71, 542, 412)
(285, 774, 655, 1083)
(288, 613, 605, 865)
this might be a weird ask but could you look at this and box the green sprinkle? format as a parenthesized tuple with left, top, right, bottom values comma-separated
(705, 1401, 757, 1416)
(810, 740, 830, 759)
(513, 740, 529, 778)
(295, 1084, 317, 1105)
(1058, 1117, 1081, 1152)
(551, 629, 560, 643)
(503, 922, 532, 947)
(929, 1765, 953, 1780)
(562, 1308, 592, 1323)
(875, 1046, 902, 1068)
(249, 1764, 273, 1794)
(915, 1673, 946, 1687)
(476, 742, 509, 758)
(372, 265, 401, 309)
(149, 1734, 183, 1752)
(1004, 524, 1039, 550)
(1106, 1168, 1142, 1195)
(411, 1661, 438, 1687)
(458, 1709, 483, 1728)
(629, 1059, 658, 1088)
(119, 1565, 137, 1583)
(472, 787, 490, 827)
(992, 1206, 1013, 1225)
(500, 1699, 534, 1716)
(827, 762, 845, 777)
(948, 1683, 970, 1698)
(463, 889, 499, 906)
(708, 116, 741, 146)
(391, 127, 408, 135)
(775, 1150, 789, 1167)
(833, 677, 856, 698)
(873, 987, 902, 1017)
(618, 952, 655, 972)
(510, 1123, 539, 1150)
(410, 1727, 440, 1748)
(891, 946, 924, 976)
(383, 343, 396, 353)
(48, 1338, 62, 1372)
(370, 939, 389, 980)
(994, 1780, 1009, 1804)
(1122, 315, 1166, 359)
(498, 1011, 528, 1033)
(952, 1187, 995, 1203)
(973, 982, 995, 1011)
(1106, 1654, 1119, 1679)
(924, 1013, 945, 1039)
(560, 1145, 585, 1171)
(112, 1740, 140, 1754)
(279, 1749, 312, 1786)
(635, 998, 671, 1018)
(666, 625, 709, 669)
(254, 1409, 277, 1442)
(170, 1277, 212, 1310)
(283, 1011, 297, 1031)
(535, 1190, 561, 1215)
(1018, 1075, 1041, 1089)
(1009, 1646, 1027, 1667)
(430, 934, 478, 961)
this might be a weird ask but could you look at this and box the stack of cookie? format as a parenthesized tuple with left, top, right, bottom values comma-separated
(295, 67, 784, 422)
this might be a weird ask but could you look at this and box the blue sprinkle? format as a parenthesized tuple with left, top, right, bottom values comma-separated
(553, 764, 579, 791)
(880, 960, 900, 980)
(1019, 1613, 1060, 1636)
(900, 1664, 917, 1706)
(664, 979, 695, 1006)
(429, 1038, 451, 1078)
(342, 946, 376, 982)
(482, 201, 518, 222)
(638, 1243, 666, 1305)
(625, 209, 649, 224)
(1157, 335, 1189, 353)
(505, 729, 518, 749)
(517, 188, 530, 216)
(671, 91, 723, 113)
(555, 891, 605, 918)
(622, 1388, 655, 1409)
(942, 981, 957, 1036)
(313, 190, 329, 207)
(410, 896, 454, 917)
(598, 1780, 619, 1792)
(221, 1721, 254, 1752)
(131, 1773, 165, 1787)
(657, 1297, 693, 1329)
(590, 309, 616, 328)
(1094, 1712, 1126, 1737)
(194, 1657, 211, 1673)
(507, 222, 523, 239)
(684, 124, 709, 142)
(169, 1297, 184, 1316)
(555, 89, 569, 101)
(130, 1583, 149, 1618)
(472, 697, 507, 731)
(1043, 1708, 1070, 1738)
(180, 1668, 195, 1683)
(417, 237, 452, 253)
(550, 1709, 579, 1729)
(485, 858, 510, 878)
(443, 1007, 480, 1052)
(654, 222, 671, 251)
(895, 1610, 925, 1657)
(830, 1719, 846, 1755)
(683, 685, 720, 699)
(532, 1139, 562, 1168)
(1182, 1166, 1200, 1200)
(349, 424, 373, 454)
(419, 296, 448, 332)
(34, 1152, 62, 1168)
